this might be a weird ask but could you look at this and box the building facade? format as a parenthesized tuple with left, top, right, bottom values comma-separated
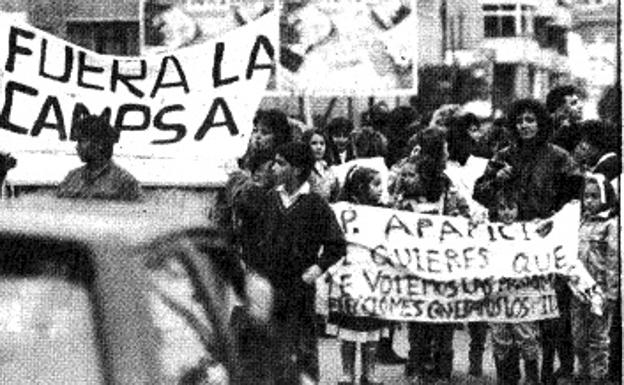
(0, 0, 140, 55)
(0, 0, 579, 121)
(569, 0, 617, 118)
(415, 0, 574, 114)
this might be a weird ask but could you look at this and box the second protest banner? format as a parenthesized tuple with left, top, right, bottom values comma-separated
(316, 202, 587, 323)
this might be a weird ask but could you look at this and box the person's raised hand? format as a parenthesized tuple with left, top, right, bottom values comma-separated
(301, 264, 323, 285)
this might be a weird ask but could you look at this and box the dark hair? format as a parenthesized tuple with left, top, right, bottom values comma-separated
(339, 166, 380, 204)
(73, 115, 119, 159)
(352, 128, 386, 159)
(488, 117, 511, 143)
(583, 173, 617, 214)
(325, 117, 355, 164)
(247, 148, 275, 174)
(447, 113, 479, 165)
(506, 99, 551, 145)
(274, 142, 315, 182)
(414, 126, 449, 201)
(73, 115, 119, 144)
(597, 84, 621, 124)
(301, 128, 332, 165)
(579, 120, 617, 152)
(326, 117, 354, 137)
(546, 85, 581, 113)
(494, 187, 520, 207)
(252, 109, 292, 148)
(491, 187, 520, 221)
(386, 106, 420, 166)
(363, 102, 390, 132)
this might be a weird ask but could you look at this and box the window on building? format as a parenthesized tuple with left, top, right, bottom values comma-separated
(66, 22, 140, 56)
(483, 3, 535, 38)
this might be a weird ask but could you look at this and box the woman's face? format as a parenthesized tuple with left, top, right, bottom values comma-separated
(309, 133, 326, 161)
(250, 122, 274, 152)
(515, 111, 539, 141)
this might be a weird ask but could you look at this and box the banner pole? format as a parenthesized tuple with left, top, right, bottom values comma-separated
(138, 0, 146, 55)
(304, 93, 313, 126)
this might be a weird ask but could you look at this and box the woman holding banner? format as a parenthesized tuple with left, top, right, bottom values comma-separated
(392, 126, 469, 385)
(473, 99, 583, 385)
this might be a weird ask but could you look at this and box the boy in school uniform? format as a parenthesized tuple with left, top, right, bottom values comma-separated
(247, 142, 346, 385)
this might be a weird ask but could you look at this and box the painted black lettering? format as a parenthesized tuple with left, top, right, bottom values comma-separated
(31, 95, 66, 140)
(39, 39, 72, 82)
(0, 81, 38, 134)
(111, 59, 146, 98)
(195, 97, 238, 139)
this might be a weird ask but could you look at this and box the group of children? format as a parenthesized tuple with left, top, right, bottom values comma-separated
(228, 100, 619, 385)
(295, 123, 619, 385)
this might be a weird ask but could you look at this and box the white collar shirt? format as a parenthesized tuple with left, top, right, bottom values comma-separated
(276, 181, 311, 209)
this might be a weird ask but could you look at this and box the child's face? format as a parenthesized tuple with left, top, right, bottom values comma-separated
(583, 181, 602, 215)
(364, 173, 383, 204)
(309, 133, 326, 161)
(572, 140, 600, 168)
(497, 201, 518, 225)
(332, 132, 349, 152)
(399, 163, 418, 195)
(271, 154, 297, 187)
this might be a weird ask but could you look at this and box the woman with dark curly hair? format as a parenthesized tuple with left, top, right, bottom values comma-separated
(473, 98, 582, 385)
(473, 99, 580, 220)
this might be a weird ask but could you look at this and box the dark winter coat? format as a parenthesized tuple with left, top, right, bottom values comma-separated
(473, 142, 581, 220)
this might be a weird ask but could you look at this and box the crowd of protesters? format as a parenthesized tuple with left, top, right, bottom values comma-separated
(0, 84, 618, 385)
(222, 84, 620, 385)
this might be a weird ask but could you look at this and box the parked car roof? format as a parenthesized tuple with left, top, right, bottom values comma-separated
(0, 195, 215, 244)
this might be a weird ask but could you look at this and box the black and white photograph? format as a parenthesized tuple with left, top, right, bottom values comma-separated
(0, 1, 620, 385)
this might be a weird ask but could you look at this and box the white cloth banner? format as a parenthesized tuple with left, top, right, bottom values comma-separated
(0, 12, 277, 185)
(317, 202, 593, 323)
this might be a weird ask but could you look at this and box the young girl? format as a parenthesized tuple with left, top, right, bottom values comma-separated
(331, 165, 385, 385)
(571, 173, 618, 384)
(393, 127, 469, 385)
(302, 129, 340, 202)
(489, 188, 540, 385)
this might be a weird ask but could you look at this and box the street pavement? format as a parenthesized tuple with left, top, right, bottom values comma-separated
(319, 326, 498, 385)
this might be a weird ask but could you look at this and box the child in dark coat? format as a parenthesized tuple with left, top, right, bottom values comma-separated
(247, 142, 346, 385)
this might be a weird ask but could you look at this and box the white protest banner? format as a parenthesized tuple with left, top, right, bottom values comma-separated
(317, 202, 590, 323)
(0, 11, 277, 186)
